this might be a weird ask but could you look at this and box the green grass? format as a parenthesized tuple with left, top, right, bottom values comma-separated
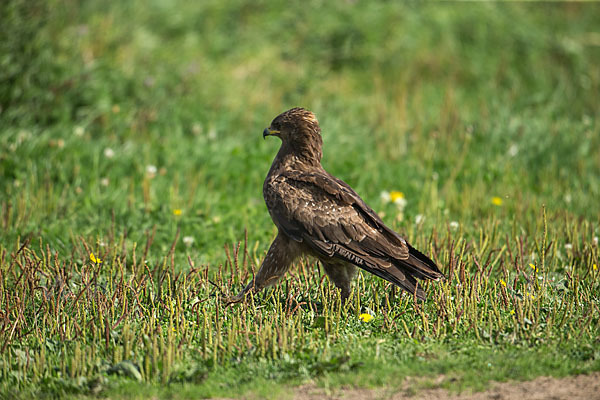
(1, 0, 599, 398)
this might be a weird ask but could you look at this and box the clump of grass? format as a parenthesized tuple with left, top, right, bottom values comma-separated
(0, 209, 598, 398)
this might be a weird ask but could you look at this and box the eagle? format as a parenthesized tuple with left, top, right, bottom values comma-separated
(230, 107, 443, 304)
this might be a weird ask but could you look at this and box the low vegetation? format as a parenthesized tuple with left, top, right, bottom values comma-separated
(1, 0, 599, 398)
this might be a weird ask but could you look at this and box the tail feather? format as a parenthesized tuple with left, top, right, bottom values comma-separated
(309, 238, 443, 301)
(400, 244, 444, 281)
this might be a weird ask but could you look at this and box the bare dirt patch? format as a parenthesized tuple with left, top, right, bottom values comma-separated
(292, 372, 600, 400)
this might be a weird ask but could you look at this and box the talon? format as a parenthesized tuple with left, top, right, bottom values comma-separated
(224, 294, 245, 306)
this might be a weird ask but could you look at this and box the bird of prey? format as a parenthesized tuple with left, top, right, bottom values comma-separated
(230, 107, 443, 303)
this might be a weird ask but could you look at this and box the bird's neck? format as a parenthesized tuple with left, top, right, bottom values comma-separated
(268, 144, 322, 176)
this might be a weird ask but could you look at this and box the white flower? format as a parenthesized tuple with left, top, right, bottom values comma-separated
(100, 178, 109, 186)
(593, 236, 598, 247)
(432, 172, 439, 181)
(146, 165, 157, 176)
(380, 191, 391, 203)
(74, 126, 85, 137)
(564, 193, 572, 204)
(449, 221, 459, 230)
(394, 197, 407, 211)
(104, 148, 115, 158)
(192, 123, 202, 135)
(415, 214, 425, 224)
(564, 243, 572, 250)
(508, 144, 519, 157)
(183, 236, 195, 247)
(208, 127, 217, 140)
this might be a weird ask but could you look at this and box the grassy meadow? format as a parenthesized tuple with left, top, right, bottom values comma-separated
(1, 0, 600, 398)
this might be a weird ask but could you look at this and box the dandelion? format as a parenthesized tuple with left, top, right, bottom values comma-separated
(593, 264, 598, 271)
(104, 148, 115, 158)
(449, 221, 459, 230)
(90, 253, 102, 264)
(359, 313, 374, 322)
(500, 279, 507, 287)
(415, 214, 424, 225)
(173, 209, 182, 216)
(491, 196, 503, 206)
(381, 191, 407, 210)
(529, 263, 538, 273)
(183, 236, 195, 247)
(564, 243, 572, 250)
(390, 191, 404, 202)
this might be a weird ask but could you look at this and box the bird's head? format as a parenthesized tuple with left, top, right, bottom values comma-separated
(263, 107, 323, 162)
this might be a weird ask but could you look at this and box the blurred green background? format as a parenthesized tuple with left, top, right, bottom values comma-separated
(1, 0, 599, 264)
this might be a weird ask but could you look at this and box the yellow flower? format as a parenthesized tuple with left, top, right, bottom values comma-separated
(510, 310, 515, 315)
(526, 292, 535, 300)
(593, 264, 598, 271)
(390, 191, 404, 202)
(359, 313, 374, 322)
(500, 279, 507, 287)
(90, 252, 102, 264)
(491, 196, 503, 206)
(529, 263, 538, 273)
(173, 209, 182, 216)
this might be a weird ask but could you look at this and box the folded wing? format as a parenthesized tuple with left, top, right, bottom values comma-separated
(265, 170, 444, 300)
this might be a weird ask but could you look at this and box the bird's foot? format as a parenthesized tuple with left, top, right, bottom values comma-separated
(224, 293, 245, 306)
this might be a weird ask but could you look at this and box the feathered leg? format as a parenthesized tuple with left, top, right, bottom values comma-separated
(321, 261, 357, 302)
(227, 233, 298, 304)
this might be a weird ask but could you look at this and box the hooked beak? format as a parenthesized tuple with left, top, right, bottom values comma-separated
(262, 127, 280, 140)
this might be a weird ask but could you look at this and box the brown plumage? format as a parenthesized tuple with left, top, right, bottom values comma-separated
(230, 107, 443, 303)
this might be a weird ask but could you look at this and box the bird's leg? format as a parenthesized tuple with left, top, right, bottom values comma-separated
(321, 261, 357, 303)
(227, 233, 296, 304)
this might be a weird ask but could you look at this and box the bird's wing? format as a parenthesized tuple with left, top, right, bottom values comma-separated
(265, 170, 443, 299)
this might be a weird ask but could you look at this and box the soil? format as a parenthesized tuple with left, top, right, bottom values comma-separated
(291, 372, 600, 400)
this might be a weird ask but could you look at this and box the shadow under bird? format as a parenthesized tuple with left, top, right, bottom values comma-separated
(230, 107, 443, 304)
